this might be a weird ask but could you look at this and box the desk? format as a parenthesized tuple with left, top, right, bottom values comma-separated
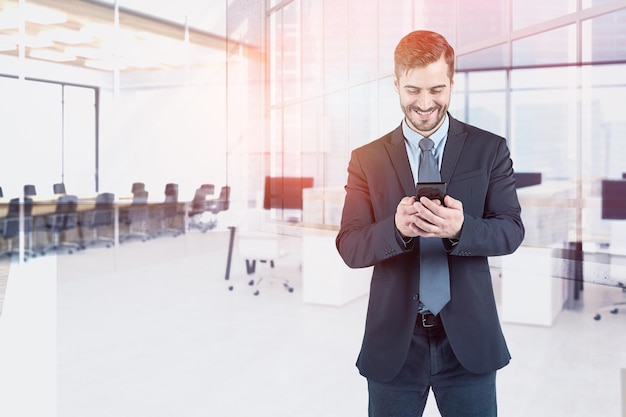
(301, 228, 371, 306)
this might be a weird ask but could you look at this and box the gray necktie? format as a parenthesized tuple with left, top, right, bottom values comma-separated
(418, 137, 450, 315)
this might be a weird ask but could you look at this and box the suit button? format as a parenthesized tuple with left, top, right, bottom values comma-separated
(412, 294, 419, 301)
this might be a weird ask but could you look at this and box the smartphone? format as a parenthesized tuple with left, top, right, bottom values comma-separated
(416, 182, 447, 204)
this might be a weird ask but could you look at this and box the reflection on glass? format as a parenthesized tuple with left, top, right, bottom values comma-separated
(301, 0, 323, 98)
(282, 1, 301, 102)
(323, 0, 349, 90)
(513, 25, 576, 67)
(457, 43, 509, 71)
(269, 12, 282, 106)
(511, 0, 576, 30)
(457, 0, 506, 46)
(414, 0, 456, 48)
(582, 9, 626, 63)
(283, 103, 303, 177)
(348, 0, 377, 84)
(323, 90, 349, 188)
(349, 82, 378, 150)
(467, 70, 507, 138)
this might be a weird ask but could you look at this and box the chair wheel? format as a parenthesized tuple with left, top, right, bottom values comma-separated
(253, 290, 260, 296)
(248, 280, 254, 286)
(228, 286, 234, 291)
(594, 314, 601, 321)
(610, 308, 619, 315)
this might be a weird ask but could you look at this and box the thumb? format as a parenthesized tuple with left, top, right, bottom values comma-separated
(444, 194, 462, 209)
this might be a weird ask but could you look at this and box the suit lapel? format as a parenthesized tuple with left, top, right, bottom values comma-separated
(385, 125, 417, 197)
(441, 116, 467, 184)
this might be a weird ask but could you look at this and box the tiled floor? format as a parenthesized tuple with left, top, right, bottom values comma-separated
(0, 228, 625, 416)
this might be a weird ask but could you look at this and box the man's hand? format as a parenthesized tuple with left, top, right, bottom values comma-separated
(395, 194, 464, 239)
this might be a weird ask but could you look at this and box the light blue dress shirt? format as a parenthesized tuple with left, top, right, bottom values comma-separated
(402, 114, 450, 184)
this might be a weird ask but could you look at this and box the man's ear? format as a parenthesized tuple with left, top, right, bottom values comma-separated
(393, 76, 399, 93)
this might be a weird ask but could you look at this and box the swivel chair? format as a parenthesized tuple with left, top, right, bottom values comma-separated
(23, 184, 36, 197)
(155, 183, 184, 237)
(53, 183, 67, 195)
(0, 197, 36, 261)
(39, 194, 82, 255)
(203, 185, 230, 231)
(81, 192, 115, 248)
(131, 182, 145, 194)
(188, 184, 215, 233)
(120, 190, 150, 243)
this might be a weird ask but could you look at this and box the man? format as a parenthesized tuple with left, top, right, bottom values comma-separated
(336, 30, 524, 416)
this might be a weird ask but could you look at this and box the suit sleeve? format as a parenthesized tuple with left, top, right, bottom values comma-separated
(448, 138, 525, 258)
(336, 149, 411, 269)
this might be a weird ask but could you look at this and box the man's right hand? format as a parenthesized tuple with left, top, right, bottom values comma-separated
(395, 196, 419, 238)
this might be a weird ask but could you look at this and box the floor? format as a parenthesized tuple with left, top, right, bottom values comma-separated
(0, 227, 625, 417)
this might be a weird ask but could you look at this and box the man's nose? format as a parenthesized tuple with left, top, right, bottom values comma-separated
(414, 93, 431, 110)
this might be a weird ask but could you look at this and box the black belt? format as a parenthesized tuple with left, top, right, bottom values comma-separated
(417, 312, 442, 328)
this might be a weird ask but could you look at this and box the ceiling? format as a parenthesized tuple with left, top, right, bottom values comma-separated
(0, 0, 233, 72)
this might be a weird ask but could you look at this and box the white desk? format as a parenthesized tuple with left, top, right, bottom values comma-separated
(301, 228, 371, 306)
(500, 181, 575, 326)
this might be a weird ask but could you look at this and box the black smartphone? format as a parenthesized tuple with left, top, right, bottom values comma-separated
(416, 182, 447, 204)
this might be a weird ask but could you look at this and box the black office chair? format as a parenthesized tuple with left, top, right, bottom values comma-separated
(53, 183, 66, 195)
(120, 190, 150, 243)
(155, 183, 184, 237)
(39, 194, 81, 255)
(81, 192, 115, 249)
(24, 184, 37, 197)
(131, 182, 145, 194)
(1, 197, 36, 261)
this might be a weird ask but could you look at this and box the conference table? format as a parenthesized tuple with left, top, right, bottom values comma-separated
(0, 195, 194, 262)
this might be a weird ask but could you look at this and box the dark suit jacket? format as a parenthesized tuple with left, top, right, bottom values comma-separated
(336, 115, 525, 382)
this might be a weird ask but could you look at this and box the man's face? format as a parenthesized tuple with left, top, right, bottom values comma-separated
(394, 55, 454, 137)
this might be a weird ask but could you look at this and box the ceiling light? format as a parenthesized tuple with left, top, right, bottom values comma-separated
(66, 46, 108, 60)
(84, 58, 127, 71)
(29, 49, 76, 62)
(40, 28, 93, 45)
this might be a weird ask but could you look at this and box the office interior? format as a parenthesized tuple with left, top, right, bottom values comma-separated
(1, 0, 626, 416)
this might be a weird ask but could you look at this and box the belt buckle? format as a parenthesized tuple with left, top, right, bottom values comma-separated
(421, 313, 435, 328)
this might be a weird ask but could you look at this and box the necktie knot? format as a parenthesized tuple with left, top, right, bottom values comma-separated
(419, 137, 435, 153)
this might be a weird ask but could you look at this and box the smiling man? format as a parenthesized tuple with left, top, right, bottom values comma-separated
(336, 30, 525, 416)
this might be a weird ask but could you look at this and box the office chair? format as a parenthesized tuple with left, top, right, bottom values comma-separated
(81, 192, 115, 248)
(188, 184, 215, 233)
(120, 190, 151, 243)
(39, 194, 82, 255)
(131, 182, 145, 194)
(155, 183, 184, 237)
(202, 185, 230, 231)
(0, 198, 36, 262)
(24, 184, 37, 197)
(0, 186, 3, 198)
(53, 183, 67, 195)
(594, 283, 626, 321)
(236, 230, 294, 296)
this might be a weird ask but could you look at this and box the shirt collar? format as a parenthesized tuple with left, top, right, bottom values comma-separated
(402, 114, 449, 154)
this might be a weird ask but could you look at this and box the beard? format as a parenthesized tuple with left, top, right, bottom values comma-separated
(403, 103, 447, 136)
